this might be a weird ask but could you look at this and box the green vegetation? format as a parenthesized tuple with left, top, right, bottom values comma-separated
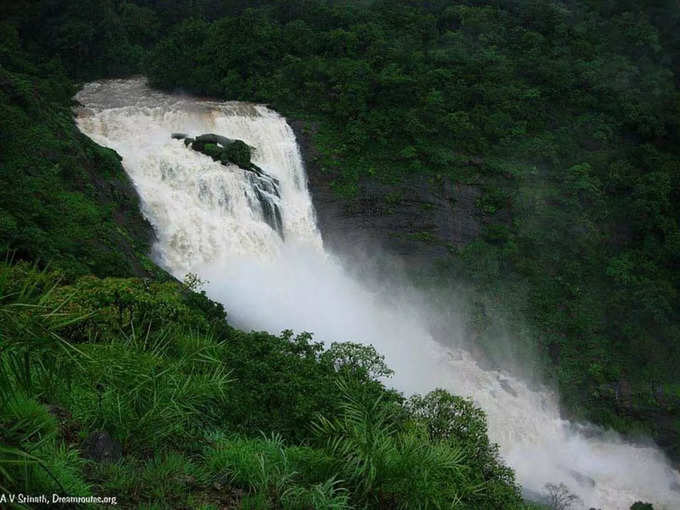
(224, 140, 254, 170)
(0, 262, 525, 508)
(136, 0, 680, 458)
(191, 138, 254, 170)
(0, 24, 156, 279)
(1, 0, 680, 505)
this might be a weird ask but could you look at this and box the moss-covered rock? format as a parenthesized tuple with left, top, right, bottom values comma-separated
(223, 139, 252, 169)
(186, 133, 254, 171)
(201, 142, 222, 161)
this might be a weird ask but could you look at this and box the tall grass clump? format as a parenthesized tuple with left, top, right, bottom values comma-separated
(58, 333, 232, 453)
(203, 432, 351, 510)
(0, 262, 92, 498)
(312, 379, 475, 509)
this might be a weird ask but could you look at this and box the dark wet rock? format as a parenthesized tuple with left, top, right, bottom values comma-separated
(175, 131, 283, 237)
(254, 187, 283, 237)
(82, 431, 122, 463)
(290, 119, 482, 267)
(178, 133, 256, 172)
(246, 171, 283, 237)
(176, 131, 283, 237)
(499, 378, 518, 397)
(194, 133, 237, 147)
(568, 469, 596, 488)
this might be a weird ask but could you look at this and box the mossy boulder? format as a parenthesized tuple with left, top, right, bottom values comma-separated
(182, 133, 255, 171)
(223, 140, 252, 169)
(201, 143, 223, 161)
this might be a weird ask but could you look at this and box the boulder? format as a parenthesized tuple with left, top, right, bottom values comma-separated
(82, 430, 122, 463)
(194, 133, 237, 147)
(199, 142, 223, 161)
(178, 133, 255, 171)
(222, 139, 252, 169)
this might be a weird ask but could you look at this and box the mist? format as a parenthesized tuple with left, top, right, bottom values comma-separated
(200, 244, 680, 509)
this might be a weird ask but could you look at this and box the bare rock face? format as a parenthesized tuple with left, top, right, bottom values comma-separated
(82, 431, 122, 463)
(291, 119, 481, 266)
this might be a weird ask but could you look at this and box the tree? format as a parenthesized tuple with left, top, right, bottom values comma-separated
(321, 341, 393, 379)
(544, 483, 582, 510)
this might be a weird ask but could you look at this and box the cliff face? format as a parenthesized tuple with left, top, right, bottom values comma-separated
(291, 119, 482, 267)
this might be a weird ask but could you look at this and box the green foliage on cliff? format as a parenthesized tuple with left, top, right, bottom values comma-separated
(0, 262, 525, 508)
(0, 24, 155, 279)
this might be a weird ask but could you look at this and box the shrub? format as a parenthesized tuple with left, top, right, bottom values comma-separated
(313, 381, 523, 509)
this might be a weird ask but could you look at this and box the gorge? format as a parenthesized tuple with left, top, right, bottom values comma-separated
(74, 78, 680, 510)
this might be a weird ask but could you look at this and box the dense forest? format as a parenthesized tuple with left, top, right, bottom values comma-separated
(1, 0, 679, 508)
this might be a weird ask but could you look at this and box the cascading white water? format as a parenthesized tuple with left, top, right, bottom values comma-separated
(75, 78, 680, 510)
(76, 78, 321, 271)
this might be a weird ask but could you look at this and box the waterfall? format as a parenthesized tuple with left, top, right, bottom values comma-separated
(75, 78, 680, 510)
(75, 78, 321, 272)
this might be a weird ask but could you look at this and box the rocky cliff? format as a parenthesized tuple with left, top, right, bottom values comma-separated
(291, 119, 483, 267)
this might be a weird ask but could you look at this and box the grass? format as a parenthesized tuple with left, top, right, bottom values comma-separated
(0, 260, 527, 509)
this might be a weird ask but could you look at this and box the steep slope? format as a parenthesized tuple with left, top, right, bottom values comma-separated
(0, 29, 155, 278)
